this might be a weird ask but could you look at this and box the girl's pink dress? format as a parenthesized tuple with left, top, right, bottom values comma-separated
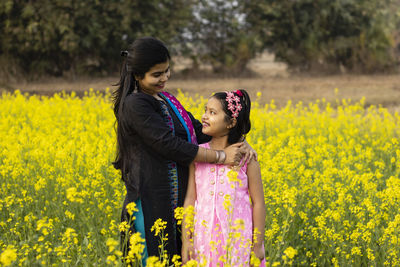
(193, 143, 265, 266)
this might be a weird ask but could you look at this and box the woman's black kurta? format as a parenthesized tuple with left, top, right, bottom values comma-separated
(118, 92, 210, 258)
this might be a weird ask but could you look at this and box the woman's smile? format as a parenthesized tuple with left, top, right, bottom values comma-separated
(156, 83, 166, 89)
(136, 61, 170, 96)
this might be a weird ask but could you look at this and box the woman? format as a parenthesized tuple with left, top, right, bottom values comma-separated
(112, 37, 255, 264)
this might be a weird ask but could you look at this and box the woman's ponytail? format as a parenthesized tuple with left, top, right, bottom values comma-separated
(113, 54, 136, 120)
(112, 37, 170, 177)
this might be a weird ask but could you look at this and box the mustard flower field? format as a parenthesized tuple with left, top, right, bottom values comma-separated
(1, 89, 400, 266)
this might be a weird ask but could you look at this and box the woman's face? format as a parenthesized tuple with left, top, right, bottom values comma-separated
(136, 61, 170, 96)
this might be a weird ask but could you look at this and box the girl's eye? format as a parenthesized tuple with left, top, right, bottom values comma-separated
(210, 111, 215, 115)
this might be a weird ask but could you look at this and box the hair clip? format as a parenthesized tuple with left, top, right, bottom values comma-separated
(225, 91, 242, 118)
(120, 50, 129, 57)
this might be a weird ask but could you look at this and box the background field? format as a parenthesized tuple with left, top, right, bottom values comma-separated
(5, 74, 400, 112)
(3, 52, 400, 112)
(2, 91, 400, 266)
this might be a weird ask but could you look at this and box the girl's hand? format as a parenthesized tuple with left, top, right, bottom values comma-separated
(239, 140, 258, 166)
(181, 245, 189, 264)
(252, 244, 265, 263)
(181, 242, 194, 264)
(223, 143, 243, 165)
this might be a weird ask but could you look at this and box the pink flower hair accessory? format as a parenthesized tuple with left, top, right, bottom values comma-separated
(225, 91, 242, 118)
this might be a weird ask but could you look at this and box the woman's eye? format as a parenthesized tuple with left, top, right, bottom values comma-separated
(210, 111, 215, 115)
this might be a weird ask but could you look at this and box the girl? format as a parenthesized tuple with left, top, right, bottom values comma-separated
(112, 37, 257, 265)
(182, 90, 266, 266)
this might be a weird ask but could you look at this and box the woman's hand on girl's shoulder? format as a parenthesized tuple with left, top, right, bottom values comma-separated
(223, 142, 243, 166)
(240, 140, 258, 166)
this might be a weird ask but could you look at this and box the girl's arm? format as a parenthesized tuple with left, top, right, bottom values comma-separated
(182, 163, 197, 263)
(247, 158, 266, 260)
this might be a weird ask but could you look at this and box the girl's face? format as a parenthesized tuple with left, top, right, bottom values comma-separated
(136, 61, 170, 96)
(201, 97, 233, 137)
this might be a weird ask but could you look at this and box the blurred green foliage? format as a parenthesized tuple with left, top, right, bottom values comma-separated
(184, 0, 261, 75)
(0, 0, 193, 78)
(0, 0, 399, 78)
(244, 0, 400, 73)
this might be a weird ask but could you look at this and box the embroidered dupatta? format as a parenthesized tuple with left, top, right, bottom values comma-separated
(157, 91, 198, 248)
(160, 91, 198, 145)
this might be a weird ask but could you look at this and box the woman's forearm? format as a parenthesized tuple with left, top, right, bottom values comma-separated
(194, 147, 218, 163)
(194, 144, 242, 165)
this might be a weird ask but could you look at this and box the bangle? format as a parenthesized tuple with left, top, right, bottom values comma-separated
(219, 151, 226, 164)
(215, 150, 220, 164)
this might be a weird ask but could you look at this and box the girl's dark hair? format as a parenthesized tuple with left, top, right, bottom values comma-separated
(212, 89, 251, 144)
(112, 37, 170, 175)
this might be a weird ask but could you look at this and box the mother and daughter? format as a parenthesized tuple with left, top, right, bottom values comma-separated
(112, 36, 266, 266)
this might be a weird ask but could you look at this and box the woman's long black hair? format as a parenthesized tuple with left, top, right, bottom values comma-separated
(112, 37, 170, 178)
(212, 89, 251, 144)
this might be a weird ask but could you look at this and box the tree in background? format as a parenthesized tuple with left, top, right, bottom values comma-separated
(0, 0, 194, 79)
(244, 0, 399, 73)
(1, 0, 399, 79)
(182, 0, 261, 75)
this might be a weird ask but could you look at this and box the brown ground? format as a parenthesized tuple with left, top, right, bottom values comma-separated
(3, 74, 400, 112)
(2, 51, 400, 111)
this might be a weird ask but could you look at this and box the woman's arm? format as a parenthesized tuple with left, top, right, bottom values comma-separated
(189, 111, 245, 165)
(194, 145, 243, 165)
(124, 94, 198, 165)
(247, 158, 266, 260)
(189, 110, 257, 163)
(182, 163, 197, 263)
(124, 94, 242, 165)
